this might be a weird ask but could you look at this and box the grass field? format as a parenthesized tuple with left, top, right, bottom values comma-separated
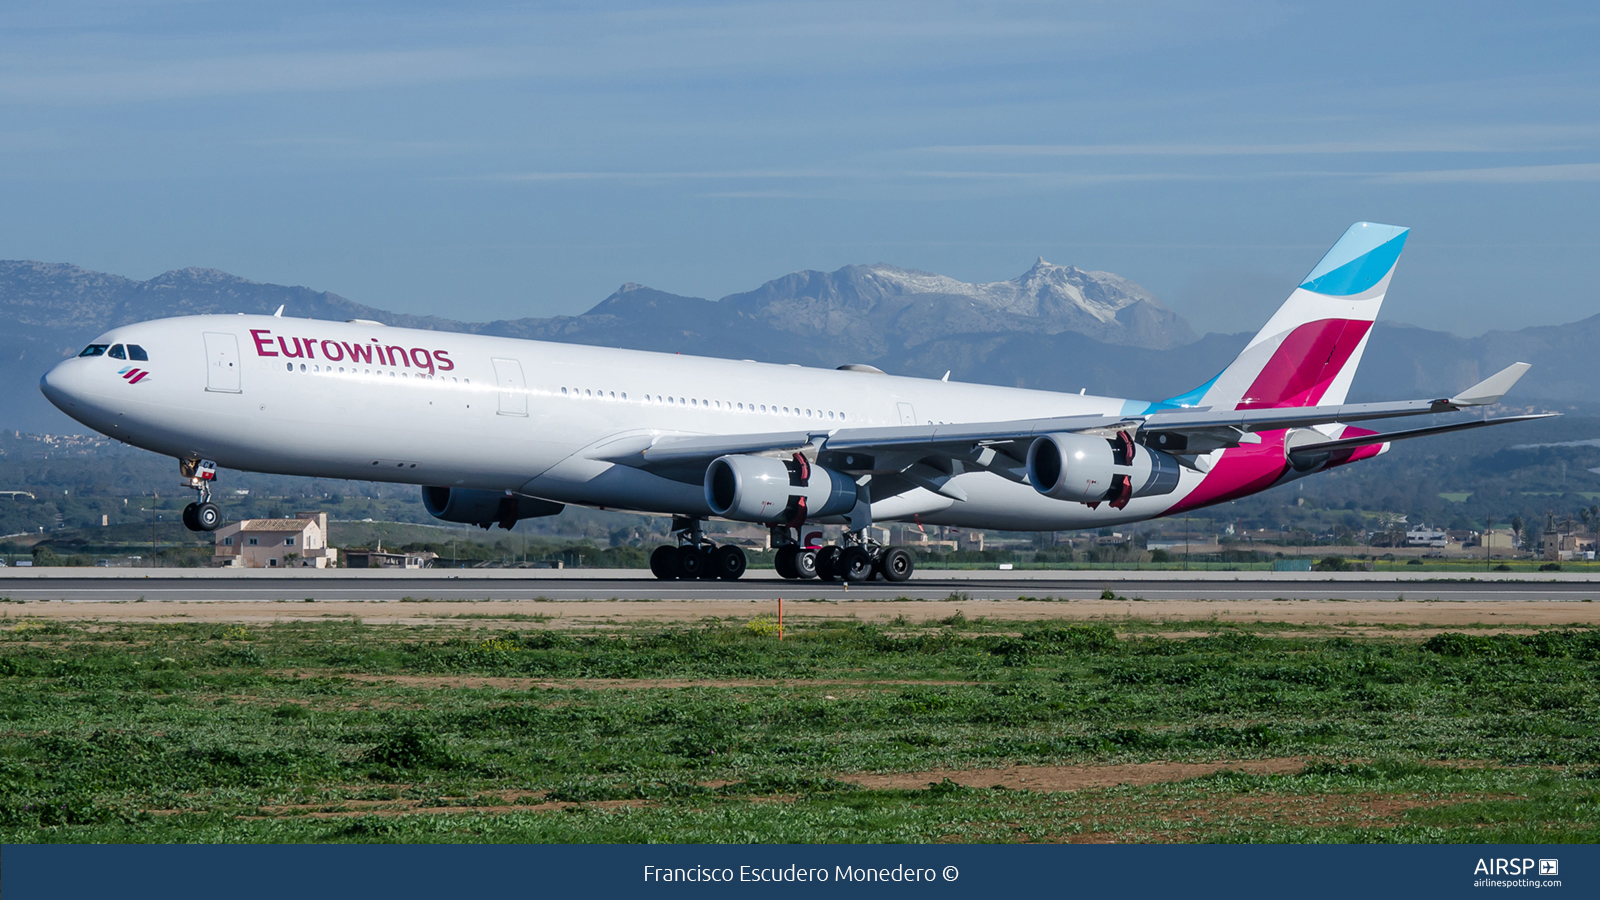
(1, 605, 1597, 843)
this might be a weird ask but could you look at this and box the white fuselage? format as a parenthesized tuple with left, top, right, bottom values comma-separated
(40, 314, 1214, 530)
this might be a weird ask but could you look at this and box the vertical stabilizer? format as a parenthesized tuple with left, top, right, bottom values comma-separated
(1180, 222, 1408, 411)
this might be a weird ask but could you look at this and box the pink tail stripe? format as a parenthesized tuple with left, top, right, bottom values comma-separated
(1237, 319, 1371, 410)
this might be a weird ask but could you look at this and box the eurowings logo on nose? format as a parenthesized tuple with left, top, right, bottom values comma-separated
(118, 366, 150, 384)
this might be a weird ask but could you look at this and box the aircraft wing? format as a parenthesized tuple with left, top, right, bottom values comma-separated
(1283, 414, 1557, 467)
(595, 363, 1541, 479)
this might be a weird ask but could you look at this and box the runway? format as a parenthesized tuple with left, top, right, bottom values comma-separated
(1, 570, 1596, 603)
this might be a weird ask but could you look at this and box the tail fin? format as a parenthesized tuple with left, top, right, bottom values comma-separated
(1168, 222, 1409, 411)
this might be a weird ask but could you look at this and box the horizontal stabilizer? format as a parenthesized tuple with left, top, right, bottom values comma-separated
(1449, 362, 1531, 407)
(1287, 414, 1558, 464)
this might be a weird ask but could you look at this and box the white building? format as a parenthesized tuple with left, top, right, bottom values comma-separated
(213, 511, 337, 568)
(1405, 525, 1448, 548)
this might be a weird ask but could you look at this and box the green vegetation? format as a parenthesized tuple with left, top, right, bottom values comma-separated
(0, 613, 1596, 843)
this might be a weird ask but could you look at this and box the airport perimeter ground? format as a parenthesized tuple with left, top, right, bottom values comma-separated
(1, 569, 1597, 844)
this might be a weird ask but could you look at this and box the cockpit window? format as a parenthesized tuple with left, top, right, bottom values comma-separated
(127, 344, 149, 361)
(78, 344, 108, 357)
(108, 344, 127, 360)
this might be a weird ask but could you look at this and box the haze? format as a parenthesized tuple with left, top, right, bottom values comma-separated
(1, 1, 1596, 336)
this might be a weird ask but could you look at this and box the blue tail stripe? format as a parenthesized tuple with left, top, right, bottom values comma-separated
(1300, 231, 1408, 296)
(1300, 222, 1408, 282)
(1123, 372, 1221, 415)
(1158, 373, 1220, 409)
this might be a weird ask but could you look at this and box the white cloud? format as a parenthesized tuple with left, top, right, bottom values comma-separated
(1373, 162, 1600, 183)
(920, 136, 1592, 156)
(0, 49, 525, 104)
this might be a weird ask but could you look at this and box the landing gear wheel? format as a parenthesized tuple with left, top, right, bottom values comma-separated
(774, 546, 798, 579)
(880, 547, 914, 583)
(650, 545, 679, 580)
(675, 545, 706, 579)
(815, 545, 842, 582)
(711, 545, 747, 580)
(182, 503, 200, 532)
(793, 547, 819, 580)
(194, 502, 222, 532)
(839, 547, 873, 582)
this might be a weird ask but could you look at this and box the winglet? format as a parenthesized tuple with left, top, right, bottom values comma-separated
(1449, 362, 1531, 407)
(273, 305, 284, 317)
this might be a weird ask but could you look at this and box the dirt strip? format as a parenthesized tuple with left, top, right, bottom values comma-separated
(846, 758, 1310, 791)
(237, 758, 1314, 819)
(303, 672, 977, 691)
(4, 597, 1598, 631)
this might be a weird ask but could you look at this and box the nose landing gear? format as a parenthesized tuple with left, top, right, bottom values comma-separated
(182, 501, 222, 532)
(179, 458, 223, 533)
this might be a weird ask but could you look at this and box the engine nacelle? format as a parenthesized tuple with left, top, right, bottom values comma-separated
(705, 454, 857, 525)
(421, 486, 565, 530)
(1026, 432, 1181, 509)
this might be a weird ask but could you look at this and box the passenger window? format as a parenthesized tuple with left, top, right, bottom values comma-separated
(108, 345, 127, 360)
(127, 345, 149, 361)
(78, 345, 108, 357)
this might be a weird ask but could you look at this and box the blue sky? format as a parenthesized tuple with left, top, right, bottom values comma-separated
(1, 1, 1597, 335)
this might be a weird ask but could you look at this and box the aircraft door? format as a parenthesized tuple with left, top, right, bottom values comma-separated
(897, 401, 917, 425)
(492, 357, 528, 416)
(203, 332, 242, 393)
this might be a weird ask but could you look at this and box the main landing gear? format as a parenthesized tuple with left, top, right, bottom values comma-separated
(649, 517, 749, 581)
(179, 458, 223, 532)
(772, 527, 914, 584)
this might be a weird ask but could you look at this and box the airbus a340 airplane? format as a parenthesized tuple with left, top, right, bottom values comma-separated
(39, 222, 1549, 582)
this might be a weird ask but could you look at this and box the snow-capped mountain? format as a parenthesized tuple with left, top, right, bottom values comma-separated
(718, 260, 1196, 351)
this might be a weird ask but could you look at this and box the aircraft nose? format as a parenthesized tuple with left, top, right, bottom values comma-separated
(40, 358, 89, 411)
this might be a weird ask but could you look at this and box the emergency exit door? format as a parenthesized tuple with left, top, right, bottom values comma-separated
(492, 357, 527, 416)
(203, 332, 241, 393)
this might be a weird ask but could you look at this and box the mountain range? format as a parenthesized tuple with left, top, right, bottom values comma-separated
(1, 258, 1594, 434)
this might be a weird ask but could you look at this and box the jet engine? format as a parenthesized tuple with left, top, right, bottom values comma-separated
(421, 486, 565, 530)
(1026, 432, 1180, 509)
(705, 453, 857, 526)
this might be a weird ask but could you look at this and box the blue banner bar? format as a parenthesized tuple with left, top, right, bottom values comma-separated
(4, 843, 1594, 899)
